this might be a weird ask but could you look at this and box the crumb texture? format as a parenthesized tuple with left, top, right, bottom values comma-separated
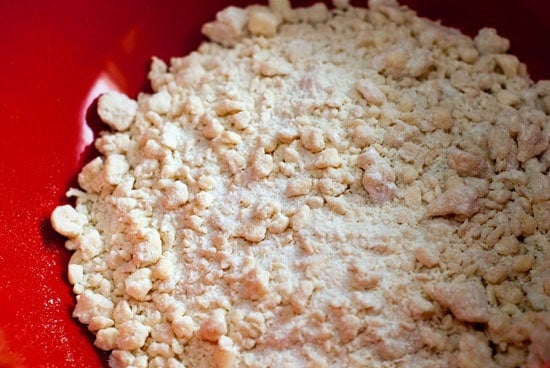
(52, 1, 549, 367)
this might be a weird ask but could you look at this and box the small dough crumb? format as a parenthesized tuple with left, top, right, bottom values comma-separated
(97, 91, 138, 131)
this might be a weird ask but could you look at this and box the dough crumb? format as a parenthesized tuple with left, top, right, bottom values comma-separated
(52, 1, 550, 367)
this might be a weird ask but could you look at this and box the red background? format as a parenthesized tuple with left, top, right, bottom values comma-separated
(0, 0, 548, 367)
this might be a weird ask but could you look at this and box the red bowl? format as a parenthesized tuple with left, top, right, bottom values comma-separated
(0, 1, 548, 367)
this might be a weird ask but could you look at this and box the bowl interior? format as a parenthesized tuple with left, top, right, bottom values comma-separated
(0, 0, 548, 366)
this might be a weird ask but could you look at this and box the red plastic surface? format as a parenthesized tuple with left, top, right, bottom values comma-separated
(0, 1, 548, 367)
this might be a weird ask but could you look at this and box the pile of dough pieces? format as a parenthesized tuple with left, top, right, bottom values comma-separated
(51, 0, 550, 367)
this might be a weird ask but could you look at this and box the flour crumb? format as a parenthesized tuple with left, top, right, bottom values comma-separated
(52, 1, 550, 367)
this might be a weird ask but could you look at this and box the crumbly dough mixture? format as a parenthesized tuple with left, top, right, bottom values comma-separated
(51, 0, 550, 367)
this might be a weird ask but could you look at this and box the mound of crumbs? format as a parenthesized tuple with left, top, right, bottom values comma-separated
(51, 0, 550, 367)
